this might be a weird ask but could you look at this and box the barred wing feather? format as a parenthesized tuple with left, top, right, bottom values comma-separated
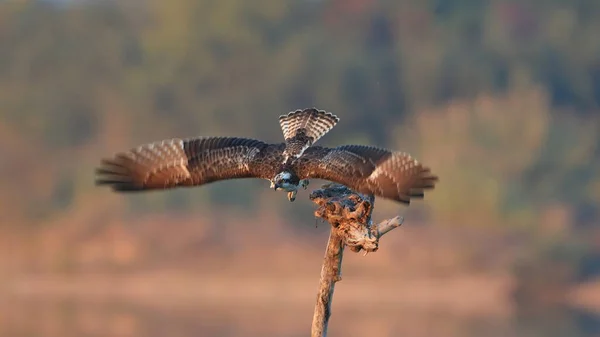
(95, 137, 278, 191)
(295, 145, 438, 204)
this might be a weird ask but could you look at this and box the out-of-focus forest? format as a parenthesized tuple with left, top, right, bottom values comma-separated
(1, 0, 600, 336)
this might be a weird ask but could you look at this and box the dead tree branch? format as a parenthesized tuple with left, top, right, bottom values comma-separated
(309, 183, 404, 337)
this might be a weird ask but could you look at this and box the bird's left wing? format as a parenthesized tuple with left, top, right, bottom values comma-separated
(295, 145, 438, 204)
(96, 137, 281, 192)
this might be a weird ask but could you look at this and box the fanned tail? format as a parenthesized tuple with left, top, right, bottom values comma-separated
(279, 108, 339, 143)
(279, 108, 339, 161)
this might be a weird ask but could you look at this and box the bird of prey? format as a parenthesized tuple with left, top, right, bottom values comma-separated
(96, 108, 438, 203)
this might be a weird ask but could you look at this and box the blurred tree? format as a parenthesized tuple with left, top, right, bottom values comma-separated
(1, 0, 599, 276)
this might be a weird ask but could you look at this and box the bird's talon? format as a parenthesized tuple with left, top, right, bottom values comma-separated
(287, 191, 297, 202)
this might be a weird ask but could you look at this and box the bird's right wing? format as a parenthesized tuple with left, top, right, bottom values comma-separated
(295, 145, 438, 204)
(96, 137, 281, 192)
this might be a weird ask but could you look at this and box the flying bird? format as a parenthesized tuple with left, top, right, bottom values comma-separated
(96, 108, 438, 203)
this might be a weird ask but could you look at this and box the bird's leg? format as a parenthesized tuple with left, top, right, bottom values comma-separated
(287, 190, 297, 202)
(300, 179, 309, 190)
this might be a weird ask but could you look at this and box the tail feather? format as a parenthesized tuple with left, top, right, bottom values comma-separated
(279, 108, 339, 144)
(279, 108, 339, 161)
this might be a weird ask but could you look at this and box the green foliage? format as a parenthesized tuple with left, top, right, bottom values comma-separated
(1, 0, 599, 235)
(2, 0, 600, 304)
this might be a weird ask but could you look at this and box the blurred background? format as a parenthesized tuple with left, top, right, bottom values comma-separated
(1, 0, 600, 336)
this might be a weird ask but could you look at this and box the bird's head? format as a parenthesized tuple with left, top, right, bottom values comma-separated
(270, 171, 297, 192)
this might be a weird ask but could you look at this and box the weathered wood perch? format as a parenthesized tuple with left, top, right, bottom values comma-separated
(309, 183, 404, 337)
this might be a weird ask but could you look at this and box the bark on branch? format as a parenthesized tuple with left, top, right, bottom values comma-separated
(309, 183, 404, 337)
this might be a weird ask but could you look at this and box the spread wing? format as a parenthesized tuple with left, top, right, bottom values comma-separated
(96, 137, 283, 192)
(295, 145, 438, 204)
